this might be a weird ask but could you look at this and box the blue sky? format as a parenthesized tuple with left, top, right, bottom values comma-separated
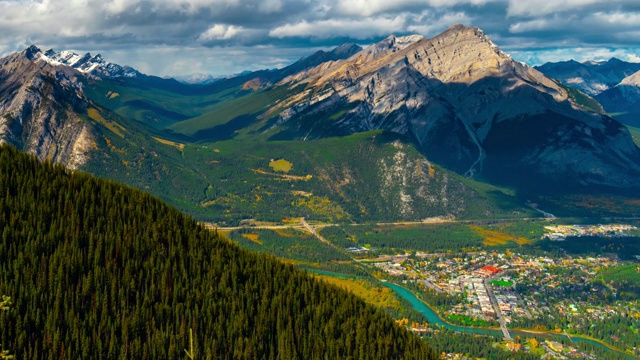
(1, 0, 639, 76)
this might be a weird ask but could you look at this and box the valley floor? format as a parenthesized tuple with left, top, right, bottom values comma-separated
(215, 217, 640, 359)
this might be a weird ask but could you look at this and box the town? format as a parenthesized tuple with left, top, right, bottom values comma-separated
(368, 247, 640, 358)
(542, 224, 637, 241)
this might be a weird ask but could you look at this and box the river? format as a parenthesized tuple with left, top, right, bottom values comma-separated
(383, 282, 637, 359)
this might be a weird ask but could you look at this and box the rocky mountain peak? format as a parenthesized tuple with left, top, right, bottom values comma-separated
(405, 24, 529, 85)
(22, 45, 42, 60)
(269, 25, 640, 190)
(353, 34, 425, 63)
(333, 43, 361, 57)
(19, 45, 138, 79)
(619, 70, 640, 86)
(0, 48, 95, 169)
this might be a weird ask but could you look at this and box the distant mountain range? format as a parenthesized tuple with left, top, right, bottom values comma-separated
(536, 58, 640, 127)
(535, 58, 640, 96)
(1, 24, 639, 224)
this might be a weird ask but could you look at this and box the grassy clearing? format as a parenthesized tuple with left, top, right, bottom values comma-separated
(88, 108, 126, 138)
(269, 159, 293, 173)
(152, 136, 185, 151)
(470, 226, 530, 246)
(241, 233, 262, 245)
(315, 275, 402, 310)
(273, 229, 295, 237)
(626, 125, 640, 148)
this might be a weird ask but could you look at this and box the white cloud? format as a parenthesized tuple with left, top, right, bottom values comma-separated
(1, 0, 640, 76)
(199, 24, 244, 41)
(407, 12, 472, 35)
(509, 18, 567, 33)
(331, 0, 496, 17)
(507, 0, 603, 17)
(270, 16, 407, 39)
(258, 0, 284, 14)
(588, 11, 640, 28)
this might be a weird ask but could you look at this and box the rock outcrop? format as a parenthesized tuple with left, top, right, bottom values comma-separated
(0, 46, 95, 169)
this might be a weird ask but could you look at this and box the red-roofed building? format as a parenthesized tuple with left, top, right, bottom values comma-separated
(481, 266, 501, 274)
(473, 265, 502, 277)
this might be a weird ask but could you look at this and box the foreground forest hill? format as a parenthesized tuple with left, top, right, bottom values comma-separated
(0, 144, 437, 359)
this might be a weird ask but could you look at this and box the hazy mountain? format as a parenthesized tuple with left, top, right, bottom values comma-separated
(172, 73, 224, 85)
(535, 58, 640, 96)
(595, 70, 640, 126)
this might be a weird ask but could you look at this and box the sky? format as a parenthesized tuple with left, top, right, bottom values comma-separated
(1, 0, 640, 77)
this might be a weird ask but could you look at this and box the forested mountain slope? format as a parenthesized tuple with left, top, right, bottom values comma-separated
(0, 144, 436, 359)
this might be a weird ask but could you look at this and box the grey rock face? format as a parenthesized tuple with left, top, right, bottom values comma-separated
(272, 25, 640, 190)
(0, 48, 95, 169)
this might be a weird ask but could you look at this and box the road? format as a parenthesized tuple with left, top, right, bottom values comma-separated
(419, 279, 446, 294)
(484, 276, 512, 341)
(300, 218, 342, 251)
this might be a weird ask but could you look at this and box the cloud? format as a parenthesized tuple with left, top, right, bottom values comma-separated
(199, 24, 245, 41)
(270, 16, 407, 39)
(0, 0, 639, 76)
(506, 0, 602, 17)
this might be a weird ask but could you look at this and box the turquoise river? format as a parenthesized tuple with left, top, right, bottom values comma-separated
(383, 282, 636, 359)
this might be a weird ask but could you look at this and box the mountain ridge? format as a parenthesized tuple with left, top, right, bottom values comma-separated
(1, 24, 639, 224)
(266, 24, 640, 190)
(535, 57, 640, 96)
(24, 44, 139, 79)
(595, 69, 640, 126)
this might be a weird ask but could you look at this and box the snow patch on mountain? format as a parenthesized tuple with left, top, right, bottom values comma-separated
(25, 45, 138, 79)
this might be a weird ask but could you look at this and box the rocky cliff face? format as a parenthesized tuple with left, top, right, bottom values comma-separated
(271, 25, 640, 190)
(0, 46, 95, 169)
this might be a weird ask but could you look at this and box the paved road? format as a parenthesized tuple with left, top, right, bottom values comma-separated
(484, 276, 512, 341)
(420, 280, 446, 294)
(300, 218, 342, 251)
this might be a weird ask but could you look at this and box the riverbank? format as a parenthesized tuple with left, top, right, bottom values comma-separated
(383, 281, 636, 359)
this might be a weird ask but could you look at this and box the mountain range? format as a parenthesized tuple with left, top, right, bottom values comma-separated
(1, 24, 639, 224)
(535, 58, 640, 96)
(536, 58, 640, 127)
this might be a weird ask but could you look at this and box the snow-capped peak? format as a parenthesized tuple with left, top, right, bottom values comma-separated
(25, 45, 138, 79)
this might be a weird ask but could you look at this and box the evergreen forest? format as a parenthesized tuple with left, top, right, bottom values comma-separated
(0, 145, 437, 359)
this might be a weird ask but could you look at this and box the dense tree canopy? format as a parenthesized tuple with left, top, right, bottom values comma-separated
(0, 145, 436, 359)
